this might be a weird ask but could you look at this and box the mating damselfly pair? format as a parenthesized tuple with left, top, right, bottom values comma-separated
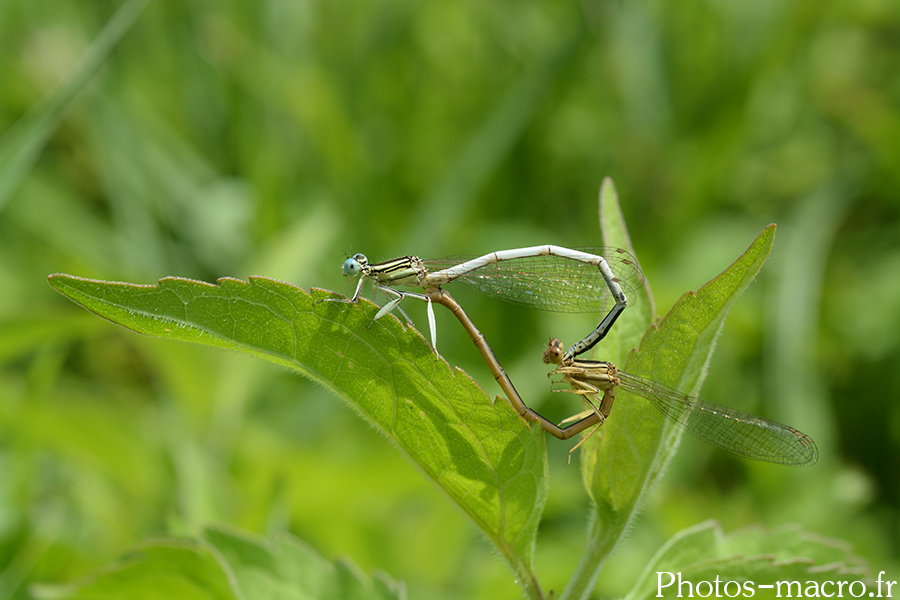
(319, 244, 818, 467)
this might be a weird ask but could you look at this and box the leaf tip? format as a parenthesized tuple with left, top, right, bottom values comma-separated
(47, 272, 80, 294)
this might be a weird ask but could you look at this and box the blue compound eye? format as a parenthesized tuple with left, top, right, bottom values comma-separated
(342, 255, 364, 277)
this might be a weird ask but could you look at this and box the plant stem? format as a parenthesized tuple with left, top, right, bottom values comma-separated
(558, 512, 627, 600)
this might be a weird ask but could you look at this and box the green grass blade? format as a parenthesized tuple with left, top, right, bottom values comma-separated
(46, 274, 547, 597)
(0, 0, 149, 211)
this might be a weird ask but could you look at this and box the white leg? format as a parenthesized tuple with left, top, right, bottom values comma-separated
(350, 274, 367, 302)
(373, 294, 404, 322)
(366, 286, 438, 350)
(426, 295, 437, 350)
(314, 274, 369, 306)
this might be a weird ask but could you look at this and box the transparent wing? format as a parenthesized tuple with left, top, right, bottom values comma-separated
(422, 247, 644, 313)
(616, 371, 818, 466)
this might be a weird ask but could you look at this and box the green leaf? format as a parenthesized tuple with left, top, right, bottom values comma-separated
(625, 521, 868, 600)
(593, 177, 657, 368)
(561, 184, 777, 600)
(202, 526, 405, 600)
(592, 224, 776, 512)
(46, 274, 547, 595)
(31, 527, 405, 600)
(31, 539, 238, 600)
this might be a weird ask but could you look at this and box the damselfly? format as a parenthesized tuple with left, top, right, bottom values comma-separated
(321, 245, 643, 359)
(542, 338, 818, 466)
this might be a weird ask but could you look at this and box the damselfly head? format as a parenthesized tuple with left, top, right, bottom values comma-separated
(543, 338, 565, 365)
(342, 254, 367, 277)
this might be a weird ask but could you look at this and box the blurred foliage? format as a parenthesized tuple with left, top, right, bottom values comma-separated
(1, 0, 898, 598)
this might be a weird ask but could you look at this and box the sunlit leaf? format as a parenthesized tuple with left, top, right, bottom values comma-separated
(560, 183, 778, 599)
(46, 273, 547, 589)
(592, 224, 775, 512)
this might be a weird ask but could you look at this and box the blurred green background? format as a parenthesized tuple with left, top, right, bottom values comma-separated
(1, 0, 898, 598)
